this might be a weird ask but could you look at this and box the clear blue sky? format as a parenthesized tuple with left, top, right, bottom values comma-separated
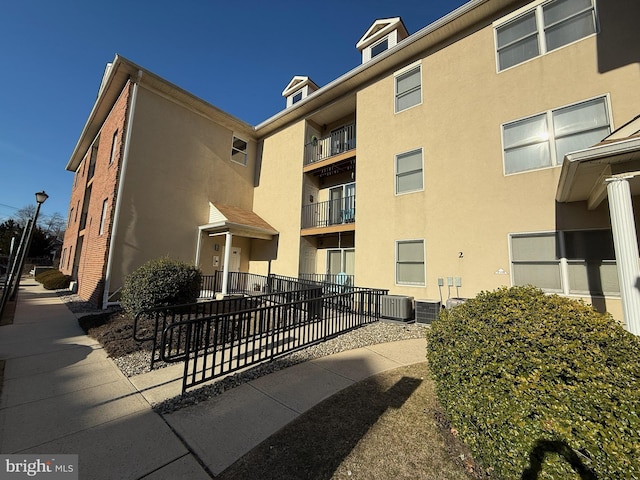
(0, 0, 467, 223)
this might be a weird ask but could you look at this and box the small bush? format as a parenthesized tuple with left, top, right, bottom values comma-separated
(427, 286, 640, 479)
(35, 269, 61, 283)
(39, 270, 72, 290)
(120, 257, 202, 316)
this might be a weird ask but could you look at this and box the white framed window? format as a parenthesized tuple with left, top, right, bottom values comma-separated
(395, 148, 424, 195)
(292, 91, 303, 104)
(495, 0, 597, 71)
(327, 248, 355, 276)
(396, 239, 426, 286)
(99, 199, 108, 235)
(371, 38, 389, 58)
(109, 130, 118, 164)
(394, 63, 422, 113)
(502, 95, 610, 175)
(510, 229, 619, 296)
(231, 136, 248, 166)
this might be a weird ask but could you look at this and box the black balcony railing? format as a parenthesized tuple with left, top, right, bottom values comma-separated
(304, 124, 356, 166)
(301, 195, 355, 229)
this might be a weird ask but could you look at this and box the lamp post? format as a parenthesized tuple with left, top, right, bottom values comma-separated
(9, 191, 48, 300)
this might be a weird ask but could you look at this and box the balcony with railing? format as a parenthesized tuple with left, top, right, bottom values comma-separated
(301, 195, 356, 232)
(304, 124, 356, 167)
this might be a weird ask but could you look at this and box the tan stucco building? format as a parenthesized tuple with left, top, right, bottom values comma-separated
(61, 0, 640, 333)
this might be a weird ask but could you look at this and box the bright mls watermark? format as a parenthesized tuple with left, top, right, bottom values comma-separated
(0, 455, 77, 479)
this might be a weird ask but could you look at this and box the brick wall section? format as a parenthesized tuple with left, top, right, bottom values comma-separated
(60, 80, 133, 306)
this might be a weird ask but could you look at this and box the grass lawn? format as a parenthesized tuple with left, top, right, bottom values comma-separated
(217, 362, 486, 480)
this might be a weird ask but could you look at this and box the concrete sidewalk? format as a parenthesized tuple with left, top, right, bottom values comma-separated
(0, 282, 427, 479)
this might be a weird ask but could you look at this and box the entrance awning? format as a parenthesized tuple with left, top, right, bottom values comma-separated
(557, 114, 640, 209)
(199, 203, 278, 240)
(556, 114, 640, 336)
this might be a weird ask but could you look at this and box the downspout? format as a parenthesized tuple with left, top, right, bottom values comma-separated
(102, 70, 142, 308)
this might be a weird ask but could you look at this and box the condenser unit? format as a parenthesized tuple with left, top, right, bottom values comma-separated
(414, 299, 441, 324)
(380, 295, 413, 321)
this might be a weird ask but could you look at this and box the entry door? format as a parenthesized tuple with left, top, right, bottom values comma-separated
(329, 187, 342, 225)
(327, 248, 355, 276)
(226, 247, 241, 272)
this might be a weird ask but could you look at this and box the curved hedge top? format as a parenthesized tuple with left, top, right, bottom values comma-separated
(427, 286, 640, 479)
(120, 257, 202, 315)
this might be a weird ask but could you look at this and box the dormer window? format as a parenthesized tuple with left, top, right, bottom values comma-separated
(282, 76, 319, 108)
(371, 38, 389, 58)
(357, 17, 409, 64)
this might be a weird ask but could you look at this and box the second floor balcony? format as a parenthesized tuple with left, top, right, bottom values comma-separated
(304, 124, 356, 166)
(301, 195, 356, 231)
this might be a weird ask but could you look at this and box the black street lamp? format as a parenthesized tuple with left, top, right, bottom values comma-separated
(9, 191, 49, 300)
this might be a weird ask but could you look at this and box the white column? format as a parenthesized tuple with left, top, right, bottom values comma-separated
(221, 232, 232, 296)
(607, 177, 640, 335)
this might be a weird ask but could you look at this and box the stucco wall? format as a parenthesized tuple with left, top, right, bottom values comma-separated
(108, 85, 256, 294)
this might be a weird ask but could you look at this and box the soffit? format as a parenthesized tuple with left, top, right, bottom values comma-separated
(556, 131, 640, 207)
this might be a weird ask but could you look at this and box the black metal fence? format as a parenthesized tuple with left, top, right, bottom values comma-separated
(133, 285, 323, 369)
(164, 287, 386, 392)
(301, 195, 356, 229)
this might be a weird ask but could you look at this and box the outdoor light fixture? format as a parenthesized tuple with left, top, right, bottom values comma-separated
(35, 191, 49, 205)
(5, 190, 50, 304)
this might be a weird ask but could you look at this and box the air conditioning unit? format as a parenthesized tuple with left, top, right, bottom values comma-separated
(380, 295, 413, 321)
(414, 299, 441, 324)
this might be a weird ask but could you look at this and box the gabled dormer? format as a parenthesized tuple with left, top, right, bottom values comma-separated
(356, 17, 409, 64)
(282, 76, 319, 108)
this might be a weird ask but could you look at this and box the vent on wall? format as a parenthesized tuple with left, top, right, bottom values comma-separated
(415, 299, 441, 324)
(380, 295, 413, 321)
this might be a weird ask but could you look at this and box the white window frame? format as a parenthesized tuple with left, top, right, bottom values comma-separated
(494, 0, 598, 72)
(326, 248, 355, 276)
(231, 135, 248, 166)
(370, 37, 389, 59)
(501, 94, 611, 175)
(509, 229, 619, 297)
(99, 199, 109, 235)
(395, 148, 424, 195)
(394, 61, 422, 114)
(395, 239, 426, 287)
(109, 130, 118, 164)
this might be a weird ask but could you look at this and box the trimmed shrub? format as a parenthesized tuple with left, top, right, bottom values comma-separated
(39, 270, 72, 290)
(35, 269, 61, 283)
(120, 257, 202, 316)
(427, 286, 640, 479)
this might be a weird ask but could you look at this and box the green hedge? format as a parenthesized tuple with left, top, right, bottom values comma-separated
(120, 257, 202, 316)
(426, 286, 640, 479)
(35, 269, 61, 283)
(36, 269, 72, 290)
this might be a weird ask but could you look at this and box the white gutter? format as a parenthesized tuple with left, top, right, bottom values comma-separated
(102, 70, 142, 308)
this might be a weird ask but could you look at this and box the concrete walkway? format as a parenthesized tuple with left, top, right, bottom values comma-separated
(0, 282, 427, 479)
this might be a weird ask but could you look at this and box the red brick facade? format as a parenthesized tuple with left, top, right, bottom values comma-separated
(61, 81, 132, 306)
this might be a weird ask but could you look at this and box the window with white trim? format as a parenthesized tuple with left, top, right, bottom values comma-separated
(231, 136, 248, 166)
(396, 240, 426, 286)
(496, 0, 596, 71)
(99, 199, 108, 235)
(371, 38, 389, 58)
(395, 148, 424, 195)
(510, 230, 619, 295)
(394, 64, 421, 113)
(502, 96, 610, 174)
